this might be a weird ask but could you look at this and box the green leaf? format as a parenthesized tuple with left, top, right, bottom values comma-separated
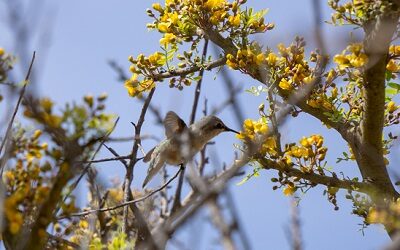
(236, 167, 260, 185)
(386, 71, 393, 81)
(388, 82, 400, 90)
(386, 88, 398, 97)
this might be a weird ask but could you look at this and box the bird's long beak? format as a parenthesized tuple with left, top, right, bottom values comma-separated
(224, 126, 240, 134)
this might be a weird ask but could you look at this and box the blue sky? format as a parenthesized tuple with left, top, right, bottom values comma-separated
(0, 0, 395, 249)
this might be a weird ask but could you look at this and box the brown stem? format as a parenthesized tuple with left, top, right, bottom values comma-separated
(122, 87, 156, 235)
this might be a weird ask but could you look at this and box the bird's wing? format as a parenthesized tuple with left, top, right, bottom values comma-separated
(142, 150, 165, 188)
(164, 111, 187, 139)
(143, 146, 155, 163)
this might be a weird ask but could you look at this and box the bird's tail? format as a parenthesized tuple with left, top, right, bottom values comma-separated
(142, 156, 164, 188)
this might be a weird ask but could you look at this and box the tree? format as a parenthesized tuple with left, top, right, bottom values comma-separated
(1, 0, 400, 249)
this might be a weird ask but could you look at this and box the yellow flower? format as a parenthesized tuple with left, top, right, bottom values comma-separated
(331, 87, 338, 99)
(278, 78, 292, 90)
(277, 43, 287, 55)
(348, 53, 367, 67)
(255, 53, 265, 65)
(148, 52, 165, 66)
(387, 59, 399, 72)
(290, 146, 307, 158)
(226, 59, 238, 69)
(302, 76, 314, 84)
(124, 74, 139, 97)
(308, 98, 320, 108)
(140, 79, 155, 91)
(300, 137, 310, 147)
(160, 33, 176, 46)
(152, 3, 164, 12)
(266, 52, 277, 65)
(43, 114, 62, 128)
(157, 22, 170, 33)
(0, 48, 4, 57)
(79, 220, 89, 229)
(283, 186, 296, 196)
(210, 10, 227, 24)
(333, 54, 349, 69)
(387, 101, 398, 113)
(204, 0, 226, 10)
(40, 98, 54, 113)
(348, 43, 363, 54)
(165, 0, 175, 6)
(228, 14, 241, 27)
(9, 222, 21, 234)
(243, 119, 254, 130)
(33, 129, 42, 140)
(169, 12, 179, 24)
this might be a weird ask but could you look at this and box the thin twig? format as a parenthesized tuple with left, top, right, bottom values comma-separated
(81, 155, 131, 164)
(0, 51, 36, 176)
(58, 117, 120, 211)
(122, 87, 156, 235)
(103, 144, 129, 167)
(59, 167, 183, 219)
(81, 154, 131, 163)
(171, 39, 209, 213)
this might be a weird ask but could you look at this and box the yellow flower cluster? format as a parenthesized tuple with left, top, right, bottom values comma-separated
(127, 1, 270, 97)
(284, 134, 327, 172)
(23, 98, 62, 128)
(333, 43, 368, 70)
(226, 47, 266, 70)
(124, 52, 165, 97)
(307, 96, 335, 111)
(386, 45, 400, 73)
(129, 52, 166, 73)
(150, 0, 245, 47)
(2, 129, 54, 234)
(151, 3, 183, 47)
(270, 41, 315, 92)
(5, 190, 24, 234)
(124, 74, 155, 98)
(0, 47, 5, 57)
(236, 118, 277, 155)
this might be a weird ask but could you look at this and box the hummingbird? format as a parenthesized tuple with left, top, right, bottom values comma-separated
(142, 111, 239, 187)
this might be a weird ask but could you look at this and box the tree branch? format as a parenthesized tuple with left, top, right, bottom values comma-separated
(171, 39, 209, 213)
(354, 13, 400, 198)
(122, 87, 156, 235)
(257, 158, 373, 194)
(59, 167, 183, 219)
(152, 57, 225, 81)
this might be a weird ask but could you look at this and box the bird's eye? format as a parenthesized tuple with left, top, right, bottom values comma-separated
(215, 123, 224, 129)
